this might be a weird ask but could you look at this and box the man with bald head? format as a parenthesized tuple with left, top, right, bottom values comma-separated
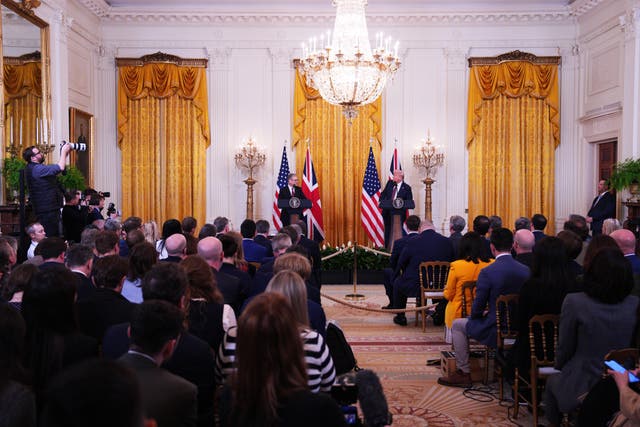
(163, 233, 187, 263)
(611, 229, 640, 274)
(513, 229, 535, 269)
(197, 236, 244, 314)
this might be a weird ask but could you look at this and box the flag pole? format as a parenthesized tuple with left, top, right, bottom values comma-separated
(345, 137, 376, 301)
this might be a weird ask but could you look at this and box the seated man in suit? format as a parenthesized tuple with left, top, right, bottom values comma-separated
(102, 263, 216, 427)
(118, 300, 197, 427)
(382, 215, 421, 309)
(253, 219, 274, 257)
(391, 219, 454, 326)
(611, 229, 640, 274)
(65, 244, 95, 301)
(197, 236, 244, 315)
(239, 219, 267, 263)
(531, 213, 548, 243)
(437, 228, 530, 387)
(513, 229, 535, 269)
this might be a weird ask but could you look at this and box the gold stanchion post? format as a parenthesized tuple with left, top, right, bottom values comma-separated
(345, 242, 365, 301)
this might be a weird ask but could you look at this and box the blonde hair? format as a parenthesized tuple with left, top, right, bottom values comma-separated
(266, 270, 310, 327)
(602, 218, 622, 236)
(143, 221, 159, 244)
(273, 252, 311, 280)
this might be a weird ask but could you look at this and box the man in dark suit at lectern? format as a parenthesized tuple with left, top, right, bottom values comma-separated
(278, 173, 308, 226)
(587, 179, 616, 236)
(380, 169, 413, 248)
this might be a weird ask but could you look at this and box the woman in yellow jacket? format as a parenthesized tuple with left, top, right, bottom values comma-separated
(442, 232, 493, 342)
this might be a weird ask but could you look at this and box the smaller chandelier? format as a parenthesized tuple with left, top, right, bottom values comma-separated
(412, 130, 444, 180)
(298, 0, 401, 120)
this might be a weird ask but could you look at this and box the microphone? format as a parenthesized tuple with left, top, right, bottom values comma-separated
(355, 369, 392, 427)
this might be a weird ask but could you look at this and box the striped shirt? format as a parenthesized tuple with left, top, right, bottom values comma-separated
(216, 327, 336, 393)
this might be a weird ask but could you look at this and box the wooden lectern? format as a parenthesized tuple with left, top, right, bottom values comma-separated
(277, 198, 312, 226)
(380, 198, 415, 251)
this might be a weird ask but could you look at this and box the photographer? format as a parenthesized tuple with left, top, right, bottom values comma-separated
(62, 190, 89, 244)
(22, 144, 72, 237)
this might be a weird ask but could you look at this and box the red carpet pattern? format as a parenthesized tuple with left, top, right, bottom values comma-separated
(322, 285, 536, 426)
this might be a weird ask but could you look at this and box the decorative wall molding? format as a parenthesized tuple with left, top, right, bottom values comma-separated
(579, 101, 622, 122)
(269, 48, 294, 71)
(569, 0, 608, 17)
(208, 48, 232, 70)
(115, 51, 208, 67)
(619, 8, 640, 39)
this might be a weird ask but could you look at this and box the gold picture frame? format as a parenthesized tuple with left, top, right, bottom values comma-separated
(69, 107, 93, 188)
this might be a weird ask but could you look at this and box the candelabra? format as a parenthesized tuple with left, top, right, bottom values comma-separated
(412, 130, 444, 221)
(6, 117, 55, 158)
(234, 137, 266, 220)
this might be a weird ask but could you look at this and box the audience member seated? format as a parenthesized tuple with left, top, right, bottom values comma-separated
(442, 232, 493, 342)
(225, 230, 257, 277)
(76, 255, 132, 342)
(180, 255, 236, 351)
(197, 236, 244, 315)
(35, 237, 67, 270)
(163, 233, 187, 263)
(582, 234, 619, 272)
(603, 218, 623, 236)
(218, 271, 336, 394)
(240, 219, 268, 263)
(514, 216, 531, 231)
(65, 244, 95, 301)
(218, 235, 252, 299)
(197, 223, 217, 240)
(143, 220, 160, 245)
(2, 263, 37, 311)
(253, 219, 274, 257)
(606, 367, 640, 427)
(122, 242, 158, 304)
(293, 220, 323, 289)
(257, 232, 292, 276)
(26, 222, 46, 260)
(513, 229, 535, 269)
(557, 230, 584, 284)
(544, 248, 639, 426)
(472, 215, 493, 260)
(214, 216, 231, 236)
(182, 216, 197, 237)
(94, 230, 120, 257)
(510, 237, 570, 381)
(391, 219, 455, 326)
(382, 215, 421, 309)
(102, 263, 216, 427)
(0, 303, 35, 427)
(118, 301, 197, 427)
(611, 229, 640, 275)
(40, 359, 151, 427)
(438, 228, 529, 387)
(120, 216, 143, 257)
(156, 219, 182, 260)
(531, 213, 548, 243)
(218, 293, 346, 427)
(564, 214, 590, 265)
(448, 215, 465, 259)
(22, 268, 98, 409)
(80, 227, 99, 249)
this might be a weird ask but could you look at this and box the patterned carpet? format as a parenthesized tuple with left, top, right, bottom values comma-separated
(322, 285, 537, 426)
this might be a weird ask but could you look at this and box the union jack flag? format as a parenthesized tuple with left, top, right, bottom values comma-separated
(361, 147, 384, 247)
(272, 146, 290, 231)
(302, 147, 325, 242)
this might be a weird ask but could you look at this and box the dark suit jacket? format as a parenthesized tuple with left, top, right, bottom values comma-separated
(219, 263, 252, 303)
(449, 231, 463, 259)
(72, 271, 95, 302)
(118, 352, 197, 427)
(105, 325, 216, 427)
(389, 232, 419, 271)
(61, 204, 89, 244)
(587, 191, 616, 235)
(299, 235, 322, 288)
(253, 235, 274, 257)
(379, 180, 413, 247)
(212, 268, 244, 315)
(393, 229, 454, 297)
(76, 288, 134, 342)
(515, 252, 534, 270)
(532, 230, 548, 243)
(278, 185, 308, 226)
(241, 239, 268, 263)
(466, 254, 530, 347)
(626, 254, 640, 275)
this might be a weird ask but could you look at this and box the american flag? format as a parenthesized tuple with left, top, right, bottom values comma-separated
(389, 146, 402, 180)
(361, 147, 385, 247)
(272, 146, 290, 231)
(302, 147, 325, 242)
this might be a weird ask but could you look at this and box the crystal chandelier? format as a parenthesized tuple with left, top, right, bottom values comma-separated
(298, 0, 401, 120)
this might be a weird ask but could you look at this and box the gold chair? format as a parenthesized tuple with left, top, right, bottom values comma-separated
(514, 314, 560, 426)
(460, 281, 477, 318)
(495, 294, 519, 399)
(417, 261, 450, 331)
(459, 281, 490, 383)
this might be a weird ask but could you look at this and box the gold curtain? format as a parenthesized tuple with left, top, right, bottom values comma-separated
(4, 62, 43, 151)
(117, 63, 210, 226)
(293, 70, 382, 246)
(467, 61, 559, 234)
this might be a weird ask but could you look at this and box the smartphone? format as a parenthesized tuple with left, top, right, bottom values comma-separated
(605, 360, 640, 383)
